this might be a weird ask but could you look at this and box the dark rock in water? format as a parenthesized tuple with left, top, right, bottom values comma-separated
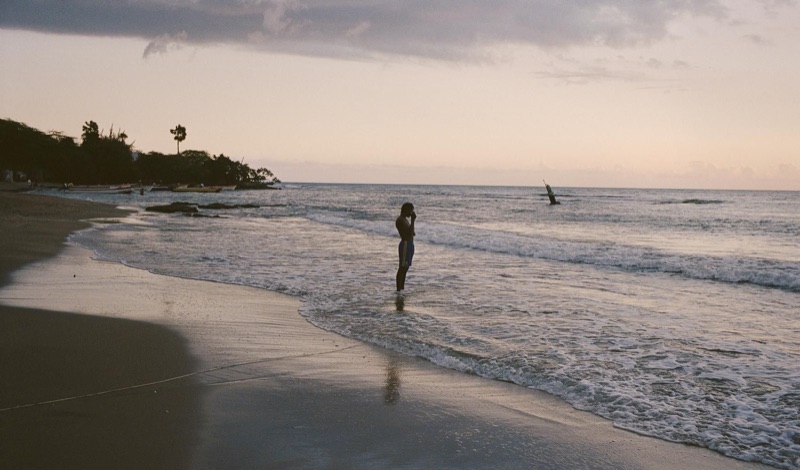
(198, 203, 260, 210)
(145, 202, 198, 213)
(236, 182, 280, 190)
(187, 212, 223, 218)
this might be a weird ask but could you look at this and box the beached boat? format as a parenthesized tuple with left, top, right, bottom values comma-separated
(151, 184, 186, 192)
(64, 184, 134, 195)
(171, 186, 223, 193)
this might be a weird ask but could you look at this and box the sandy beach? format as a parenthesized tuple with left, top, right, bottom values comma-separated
(0, 188, 775, 469)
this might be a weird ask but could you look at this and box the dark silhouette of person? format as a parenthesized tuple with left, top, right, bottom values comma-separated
(395, 202, 416, 292)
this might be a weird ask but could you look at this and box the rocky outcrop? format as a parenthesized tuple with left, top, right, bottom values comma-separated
(145, 202, 261, 214)
(145, 202, 198, 214)
(198, 203, 259, 210)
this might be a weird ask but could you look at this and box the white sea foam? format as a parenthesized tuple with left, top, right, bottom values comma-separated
(310, 211, 800, 293)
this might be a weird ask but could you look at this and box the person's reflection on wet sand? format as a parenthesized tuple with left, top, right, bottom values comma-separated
(395, 294, 404, 311)
(384, 358, 401, 405)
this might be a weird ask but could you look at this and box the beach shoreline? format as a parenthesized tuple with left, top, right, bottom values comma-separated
(0, 188, 201, 468)
(0, 190, 775, 469)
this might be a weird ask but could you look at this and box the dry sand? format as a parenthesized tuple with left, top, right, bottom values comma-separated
(0, 189, 774, 469)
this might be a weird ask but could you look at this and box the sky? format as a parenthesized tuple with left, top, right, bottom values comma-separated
(1, 0, 799, 190)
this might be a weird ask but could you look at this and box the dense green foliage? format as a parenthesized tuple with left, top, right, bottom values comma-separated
(0, 118, 280, 186)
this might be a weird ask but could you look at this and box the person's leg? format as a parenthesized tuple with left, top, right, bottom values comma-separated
(396, 266, 408, 291)
(397, 240, 409, 291)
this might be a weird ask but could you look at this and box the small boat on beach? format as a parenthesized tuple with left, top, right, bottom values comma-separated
(64, 184, 134, 195)
(171, 186, 223, 193)
(151, 184, 187, 192)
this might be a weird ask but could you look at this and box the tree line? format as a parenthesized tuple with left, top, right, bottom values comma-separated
(0, 118, 280, 187)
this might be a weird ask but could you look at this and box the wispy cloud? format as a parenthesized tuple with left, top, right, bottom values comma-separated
(0, 0, 758, 61)
(742, 33, 773, 45)
(143, 31, 189, 58)
(536, 54, 693, 85)
(537, 64, 650, 85)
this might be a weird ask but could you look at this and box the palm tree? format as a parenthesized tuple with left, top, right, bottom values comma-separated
(170, 124, 187, 155)
(81, 120, 100, 144)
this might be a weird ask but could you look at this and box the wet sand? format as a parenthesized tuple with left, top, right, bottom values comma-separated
(0, 189, 774, 469)
(0, 188, 199, 468)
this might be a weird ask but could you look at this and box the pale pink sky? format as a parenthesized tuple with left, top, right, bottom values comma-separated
(2, 0, 799, 189)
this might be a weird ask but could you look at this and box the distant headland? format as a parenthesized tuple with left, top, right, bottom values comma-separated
(0, 119, 280, 189)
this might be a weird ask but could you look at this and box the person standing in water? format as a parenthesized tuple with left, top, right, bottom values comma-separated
(395, 202, 416, 292)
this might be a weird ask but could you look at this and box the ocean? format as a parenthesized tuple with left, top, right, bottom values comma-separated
(53, 184, 798, 469)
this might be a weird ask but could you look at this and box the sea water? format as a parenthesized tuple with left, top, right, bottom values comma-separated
(56, 184, 799, 469)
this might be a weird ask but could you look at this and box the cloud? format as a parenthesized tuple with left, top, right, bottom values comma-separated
(345, 21, 371, 38)
(536, 54, 692, 85)
(742, 33, 772, 45)
(757, 0, 798, 14)
(143, 31, 189, 58)
(0, 0, 750, 62)
(537, 64, 649, 85)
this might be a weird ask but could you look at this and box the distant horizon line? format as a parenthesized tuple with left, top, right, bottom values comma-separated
(278, 181, 800, 192)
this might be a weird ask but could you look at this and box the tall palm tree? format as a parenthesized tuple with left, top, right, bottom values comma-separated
(170, 124, 187, 155)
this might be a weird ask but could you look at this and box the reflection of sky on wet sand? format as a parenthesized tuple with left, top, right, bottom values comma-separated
(1, 246, 766, 468)
(384, 358, 401, 405)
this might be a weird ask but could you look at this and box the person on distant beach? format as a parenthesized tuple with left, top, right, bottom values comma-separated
(395, 202, 416, 292)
